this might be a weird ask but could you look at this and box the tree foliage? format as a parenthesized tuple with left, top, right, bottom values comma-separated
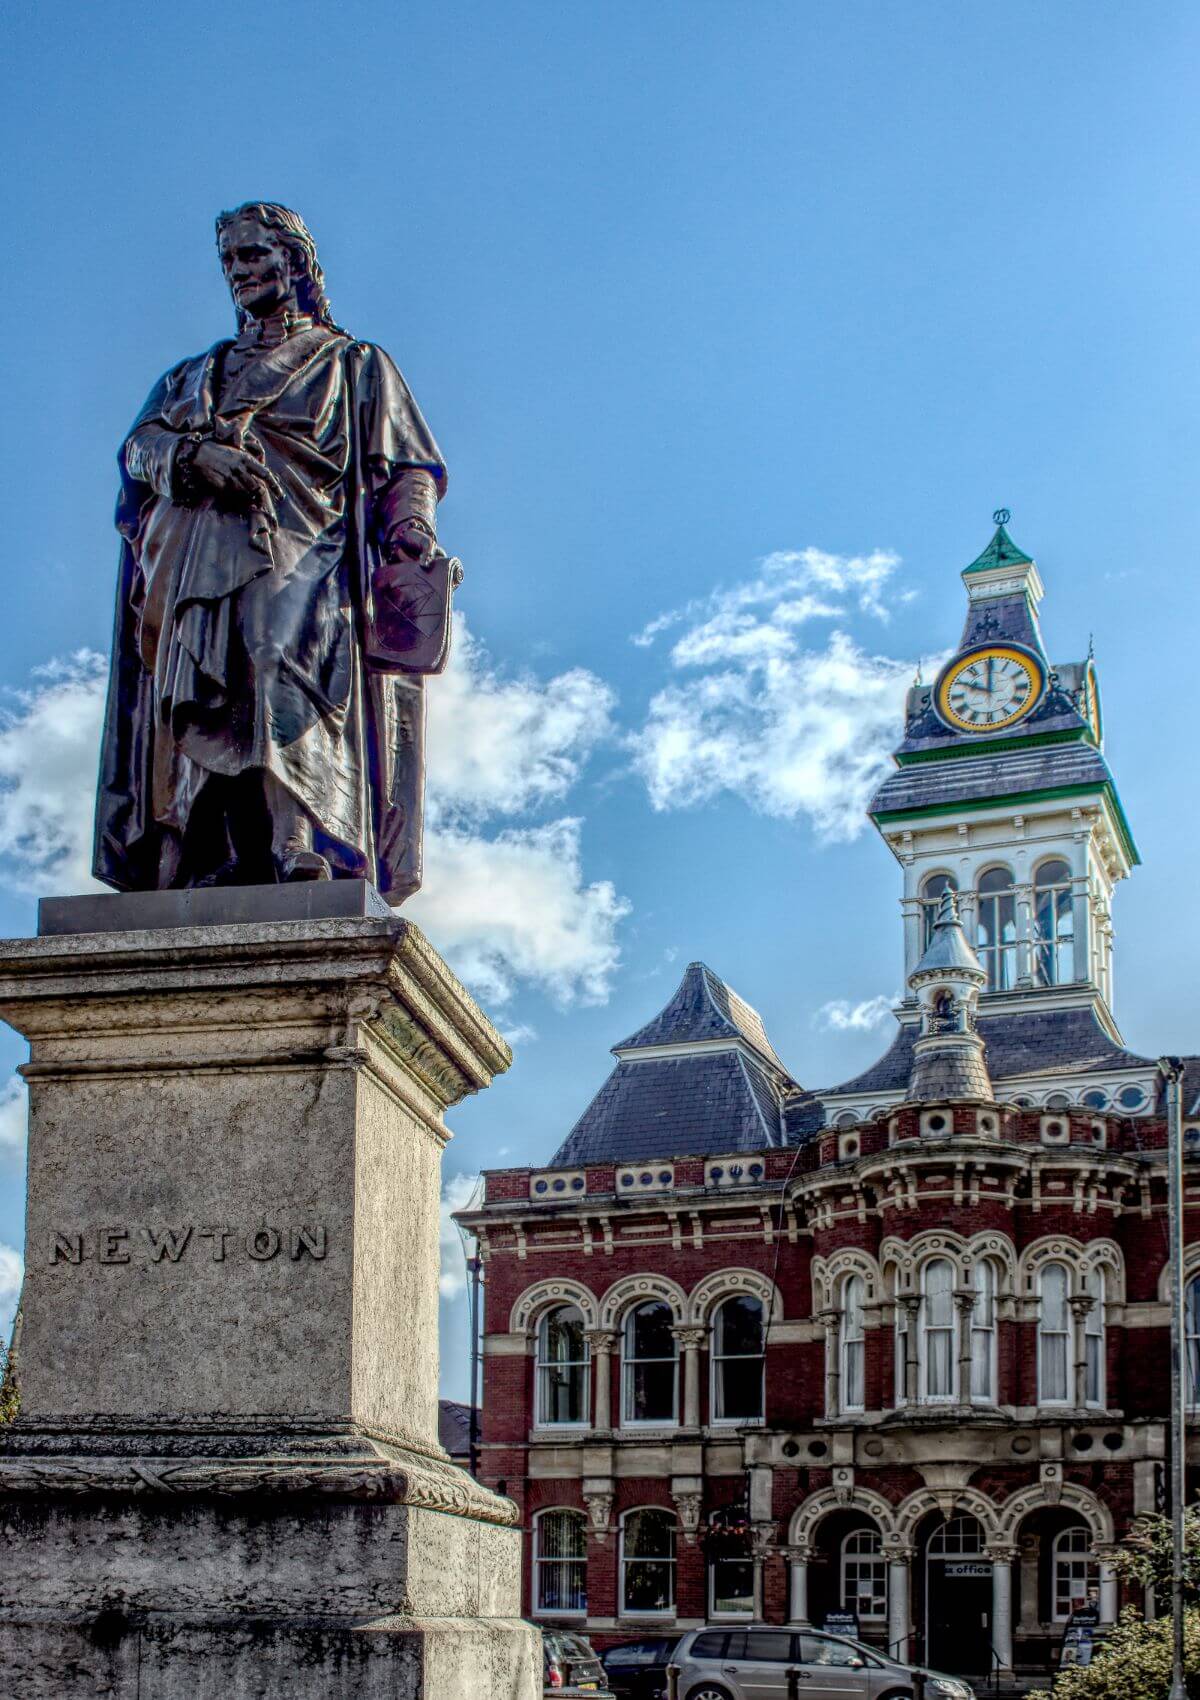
(1031, 1607, 1200, 1700)
(1110, 1511, 1200, 1603)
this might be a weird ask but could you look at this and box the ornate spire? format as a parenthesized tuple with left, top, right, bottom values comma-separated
(906, 888, 994, 1104)
(963, 509, 1035, 575)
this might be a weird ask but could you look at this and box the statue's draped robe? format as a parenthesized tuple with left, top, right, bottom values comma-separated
(93, 328, 445, 898)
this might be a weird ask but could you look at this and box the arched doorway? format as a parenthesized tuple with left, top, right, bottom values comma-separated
(923, 1514, 991, 1674)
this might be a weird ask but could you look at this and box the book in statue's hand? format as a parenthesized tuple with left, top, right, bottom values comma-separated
(365, 553, 463, 674)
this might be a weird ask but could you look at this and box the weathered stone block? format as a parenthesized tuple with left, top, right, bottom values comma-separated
(0, 904, 537, 1697)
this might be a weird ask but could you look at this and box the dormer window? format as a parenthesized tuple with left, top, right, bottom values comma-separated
(976, 867, 1018, 991)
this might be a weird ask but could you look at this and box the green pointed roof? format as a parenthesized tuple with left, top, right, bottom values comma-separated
(964, 518, 1034, 574)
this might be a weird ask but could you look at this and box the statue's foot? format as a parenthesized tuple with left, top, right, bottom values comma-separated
(193, 857, 241, 889)
(279, 849, 332, 882)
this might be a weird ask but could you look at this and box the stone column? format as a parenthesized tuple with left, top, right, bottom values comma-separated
(901, 1297, 921, 1409)
(0, 891, 539, 1699)
(1014, 882, 1035, 988)
(1097, 1551, 1119, 1624)
(674, 1326, 706, 1429)
(886, 1547, 913, 1662)
(1018, 1533, 1039, 1636)
(751, 1521, 776, 1620)
(1069, 1292, 1094, 1411)
(585, 1329, 615, 1431)
(901, 895, 923, 986)
(788, 1545, 812, 1624)
(955, 1288, 976, 1407)
(818, 1308, 841, 1418)
(987, 1545, 1017, 1674)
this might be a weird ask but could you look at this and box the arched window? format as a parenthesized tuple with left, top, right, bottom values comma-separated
(536, 1305, 590, 1426)
(1034, 859, 1075, 986)
(534, 1508, 588, 1614)
(620, 1508, 676, 1616)
(920, 1258, 956, 1402)
(970, 1260, 997, 1404)
(1084, 1267, 1105, 1408)
(1038, 1263, 1071, 1405)
(840, 1275, 866, 1413)
(841, 1527, 887, 1620)
(920, 872, 958, 947)
(1053, 1526, 1098, 1621)
(1187, 1276, 1200, 1409)
(711, 1295, 765, 1424)
(929, 1516, 985, 1558)
(622, 1302, 678, 1426)
(976, 867, 1017, 991)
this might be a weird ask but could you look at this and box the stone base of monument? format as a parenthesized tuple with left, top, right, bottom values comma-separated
(0, 887, 539, 1698)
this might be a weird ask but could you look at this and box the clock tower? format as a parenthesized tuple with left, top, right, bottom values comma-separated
(821, 514, 1153, 1124)
(871, 512, 1136, 1012)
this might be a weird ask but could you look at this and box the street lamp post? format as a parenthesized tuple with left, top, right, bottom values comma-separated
(1162, 1055, 1187, 1700)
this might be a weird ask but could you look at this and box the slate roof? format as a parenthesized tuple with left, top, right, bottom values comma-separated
(615, 960, 786, 1072)
(549, 963, 793, 1166)
(437, 1398, 474, 1459)
(550, 1049, 785, 1166)
(823, 1004, 1154, 1100)
(870, 741, 1114, 819)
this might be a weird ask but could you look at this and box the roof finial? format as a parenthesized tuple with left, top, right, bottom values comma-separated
(993, 507, 1011, 527)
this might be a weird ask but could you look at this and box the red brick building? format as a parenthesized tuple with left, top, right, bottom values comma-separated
(456, 520, 1199, 1680)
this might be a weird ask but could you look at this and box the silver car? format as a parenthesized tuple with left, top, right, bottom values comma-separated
(671, 1626, 976, 1700)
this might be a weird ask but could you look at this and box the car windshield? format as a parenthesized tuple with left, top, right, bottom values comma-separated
(561, 1634, 595, 1657)
(606, 1639, 673, 1665)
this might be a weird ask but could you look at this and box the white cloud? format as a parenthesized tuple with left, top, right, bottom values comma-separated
(629, 548, 929, 841)
(427, 616, 615, 821)
(816, 994, 896, 1032)
(0, 651, 108, 892)
(632, 546, 903, 653)
(0, 1243, 22, 1336)
(439, 1170, 483, 1298)
(408, 819, 629, 1007)
(632, 631, 915, 840)
(0, 1077, 27, 1165)
(0, 628, 628, 1009)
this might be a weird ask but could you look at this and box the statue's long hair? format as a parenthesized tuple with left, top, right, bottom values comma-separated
(215, 202, 342, 330)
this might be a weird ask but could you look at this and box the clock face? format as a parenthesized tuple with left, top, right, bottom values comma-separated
(936, 645, 1044, 733)
(1081, 660, 1102, 744)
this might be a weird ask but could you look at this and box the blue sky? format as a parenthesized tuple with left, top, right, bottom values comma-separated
(1, 1, 1197, 1396)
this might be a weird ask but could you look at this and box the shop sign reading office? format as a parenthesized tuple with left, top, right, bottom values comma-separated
(49, 1225, 328, 1266)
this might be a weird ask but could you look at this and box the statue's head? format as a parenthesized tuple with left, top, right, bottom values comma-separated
(215, 202, 336, 328)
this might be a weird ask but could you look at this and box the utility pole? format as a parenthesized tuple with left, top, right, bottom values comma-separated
(1161, 1055, 1187, 1700)
(467, 1247, 483, 1481)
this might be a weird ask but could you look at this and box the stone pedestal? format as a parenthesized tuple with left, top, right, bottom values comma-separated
(0, 886, 539, 1697)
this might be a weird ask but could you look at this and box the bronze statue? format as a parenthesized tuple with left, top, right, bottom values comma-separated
(93, 202, 457, 901)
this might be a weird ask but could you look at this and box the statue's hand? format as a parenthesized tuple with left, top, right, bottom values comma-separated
(189, 441, 284, 508)
(382, 517, 436, 566)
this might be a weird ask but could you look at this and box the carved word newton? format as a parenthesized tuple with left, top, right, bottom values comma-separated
(49, 1226, 328, 1266)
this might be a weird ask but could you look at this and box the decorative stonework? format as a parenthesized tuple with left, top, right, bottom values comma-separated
(598, 1274, 687, 1328)
(510, 1278, 599, 1334)
(584, 1490, 614, 1541)
(673, 1490, 702, 1541)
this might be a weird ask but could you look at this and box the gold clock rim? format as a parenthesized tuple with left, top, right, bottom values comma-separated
(935, 644, 1043, 734)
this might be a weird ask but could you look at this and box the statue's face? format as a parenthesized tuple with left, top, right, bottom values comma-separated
(218, 216, 297, 320)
